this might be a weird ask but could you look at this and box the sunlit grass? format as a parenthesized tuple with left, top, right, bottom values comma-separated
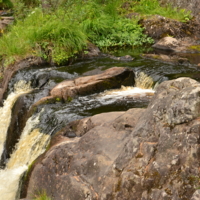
(129, 0, 191, 22)
(0, 0, 192, 67)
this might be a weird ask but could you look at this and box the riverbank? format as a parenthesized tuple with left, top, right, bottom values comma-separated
(0, 0, 197, 71)
(0, 0, 200, 104)
(0, 1, 200, 199)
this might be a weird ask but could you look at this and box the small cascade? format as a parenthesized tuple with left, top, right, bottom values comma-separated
(0, 80, 32, 159)
(101, 85, 154, 97)
(0, 110, 51, 200)
(7, 110, 50, 169)
(98, 72, 155, 100)
(135, 72, 154, 89)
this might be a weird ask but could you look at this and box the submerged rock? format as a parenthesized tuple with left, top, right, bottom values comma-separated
(143, 53, 190, 65)
(24, 77, 200, 200)
(109, 55, 134, 61)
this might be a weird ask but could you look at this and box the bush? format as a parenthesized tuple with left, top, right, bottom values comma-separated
(0, 0, 191, 67)
(0, 7, 87, 65)
(0, 0, 13, 9)
(0, 1, 154, 66)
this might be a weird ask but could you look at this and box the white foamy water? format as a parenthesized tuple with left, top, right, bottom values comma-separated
(0, 80, 32, 159)
(99, 86, 154, 99)
(0, 109, 50, 200)
(7, 110, 50, 169)
(0, 165, 27, 200)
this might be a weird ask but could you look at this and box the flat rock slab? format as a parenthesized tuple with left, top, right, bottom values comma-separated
(50, 67, 135, 101)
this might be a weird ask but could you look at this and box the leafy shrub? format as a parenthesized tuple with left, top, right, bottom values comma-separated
(0, 0, 13, 9)
(0, 0, 191, 67)
(83, 16, 154, 49)
(0, 7, 87, 65)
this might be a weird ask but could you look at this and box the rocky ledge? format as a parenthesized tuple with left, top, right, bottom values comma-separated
(23, 77, 200, 200)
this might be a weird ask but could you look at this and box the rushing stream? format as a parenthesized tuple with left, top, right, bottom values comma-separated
(0, 50, 200, 199)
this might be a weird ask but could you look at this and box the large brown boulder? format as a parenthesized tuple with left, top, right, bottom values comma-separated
(50, 67, 135, 101)
(24, 77, 200, 200)
(102, 77, 200, 200)
(25, 108, 144, 200)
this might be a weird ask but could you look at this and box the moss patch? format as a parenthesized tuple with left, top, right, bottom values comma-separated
(188, 45, 200, 52)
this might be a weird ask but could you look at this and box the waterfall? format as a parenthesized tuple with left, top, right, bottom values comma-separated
(135, 72, 154, 89)
(0, 110, 50, 200)
(0, 80, 32, 159)
(7, 110, 50, 169)
(0, 80, 50, 200)
(98, 72, 155, 99)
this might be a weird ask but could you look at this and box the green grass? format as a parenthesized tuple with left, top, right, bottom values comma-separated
(125, 0, 191, 22)
(0, 7, 87, 65)
(34, 191, 52, 200)
(0, 0, 193, 67)
(0, 0, 13, 9)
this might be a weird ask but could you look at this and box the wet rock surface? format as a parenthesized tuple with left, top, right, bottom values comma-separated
(0, 57, 48, 106)
(25, 77, 200, 200)
(143, 53, 190, 65)
(50, 67, 135, 101)
(144, 37, 200, 64)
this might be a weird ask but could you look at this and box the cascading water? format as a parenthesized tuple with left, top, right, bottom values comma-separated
(0, 109, 50, 200)
(97, 72, 155, 102)
(135, 71, 154, 89)
(0, 50, 198, 200)
(0, 80, 32, 159)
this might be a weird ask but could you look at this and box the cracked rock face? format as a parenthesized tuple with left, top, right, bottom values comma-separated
(105, 77, 200, 200)
(25, 78, 200, 200)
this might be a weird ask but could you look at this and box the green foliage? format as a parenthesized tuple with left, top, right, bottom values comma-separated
(0, 0, 13, 9)
(34, 191, 52, 200)
(83, 16, 154, 49)
(0, 0, 192, 67)
(0, 0, 154, 66)
(131, 0, 192, 22)
(0, 7, 87, 65)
